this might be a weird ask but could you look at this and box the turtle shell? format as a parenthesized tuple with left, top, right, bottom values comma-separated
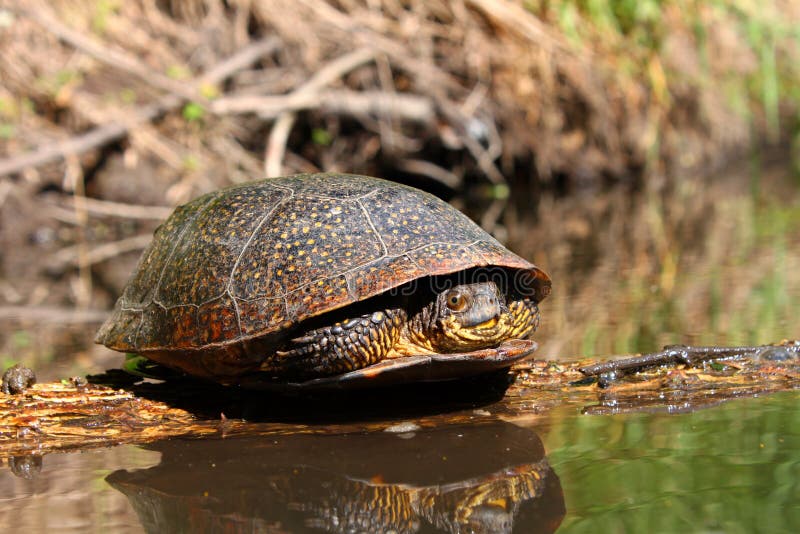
(96, 173, 550, 365)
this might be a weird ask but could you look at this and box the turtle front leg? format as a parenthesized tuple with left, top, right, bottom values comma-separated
(268, 309, 407, 378)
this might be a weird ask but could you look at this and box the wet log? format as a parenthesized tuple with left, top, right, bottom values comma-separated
(2, 343, 800, 457)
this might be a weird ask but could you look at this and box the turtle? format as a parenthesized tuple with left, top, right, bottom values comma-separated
(95, 173, 551, 389)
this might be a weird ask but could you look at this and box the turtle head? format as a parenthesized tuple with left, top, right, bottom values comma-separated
(440, 282, 505, 330)
(413, 281, 538, 353)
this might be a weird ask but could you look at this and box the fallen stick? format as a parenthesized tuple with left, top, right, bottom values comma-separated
(48, 196, 173, 221)
(49, 234, 155, 272)
(0, 306, 109, 324)
(396, 159, 462, 188)
(4, 348, 800, 457)
(464, 0, 572, 55)
(578, 341, 800, 377)
(211, 89, 434, 123)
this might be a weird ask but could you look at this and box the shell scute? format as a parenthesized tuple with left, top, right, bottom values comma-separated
(346, 255, 429, 300)
(120, 197, 213, 309)
(157, 185, 289, 307)
(96, 308, 142, 350)
(237, 297, 287, 336)
(230, 197, 383, 300)
(197, 295, 241, 345)
(405, 242, 484, 273)
(284, 274, 353, 321)
(134, 304, 199, 350)
(365, 187, 477, 251)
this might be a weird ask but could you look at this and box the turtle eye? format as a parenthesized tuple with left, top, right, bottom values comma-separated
(445, 290, 467, 312)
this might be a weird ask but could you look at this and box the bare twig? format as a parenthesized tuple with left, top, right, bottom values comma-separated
(199, 39, 279, 86)
(0, 115, 152, 178)
(480, 197, 507, 236)
(295, 0, 460, 91)
(396, 159, 462, 188)
(578, 342, 800, 378)
(301, 48, 377, 95)
(265, 48, 376, 177)
(464, 0, 572, 54)
(48, 196, 173, 221)
(264, 114, 295, 178)
(0, 306, 109, 324)
(64, 156, 92, 309)
(50, 234, 154, 272)
(212, 89, 434, 122)
(128, 128, 189, 171)
(438, 100, 506, 185)
(0, 180, 12, 209)
(0, 38, 280, 178)
(375, 52, 398, 151)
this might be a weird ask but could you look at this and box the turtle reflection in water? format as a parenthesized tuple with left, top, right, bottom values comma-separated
(96, 173, 550, 389)
(107, 421, 565, 533)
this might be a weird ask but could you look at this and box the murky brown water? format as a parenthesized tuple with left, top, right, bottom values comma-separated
(2, 161, 800, 532)
(0, 445, 158, 533)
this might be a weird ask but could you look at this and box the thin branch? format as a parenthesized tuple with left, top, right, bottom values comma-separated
(438, 100, 506, 185)
(479, 197, 507, 236)
(0, 38, 280, 178)
(50, 234, 154, 272)
(0, 115, 153, 178)
(295, 0, 460, 91)
(265, 113, 294, 178)
(464, 0, 573, 55)
(578, 342, 800, 378)
(0, 180, 12, 209)
(65, 155, 92, 309)
(211, 89, 434, 122)
(297, 48, 377, 94)
(56, 196, 173, 221)
(199, 39, 280, 86)
(396, 159, 462, 188)
(0, 306, 109, 324)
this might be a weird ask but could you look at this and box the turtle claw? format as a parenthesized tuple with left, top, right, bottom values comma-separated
(289, 334, 318, 345)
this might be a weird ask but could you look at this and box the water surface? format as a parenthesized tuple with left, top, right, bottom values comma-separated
(2, 388, 799, 532)
(547, 390, 800, 533)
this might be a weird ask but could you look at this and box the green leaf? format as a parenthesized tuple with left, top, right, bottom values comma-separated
(123, 354, 180, 380)
(167, 64, 192, 80)
(312, 128, 333, 146)
(182, 102, 205, 122)
(0, 123, 15, 139)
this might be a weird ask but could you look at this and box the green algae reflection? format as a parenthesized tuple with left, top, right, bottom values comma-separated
(544, 390, 800, 533)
